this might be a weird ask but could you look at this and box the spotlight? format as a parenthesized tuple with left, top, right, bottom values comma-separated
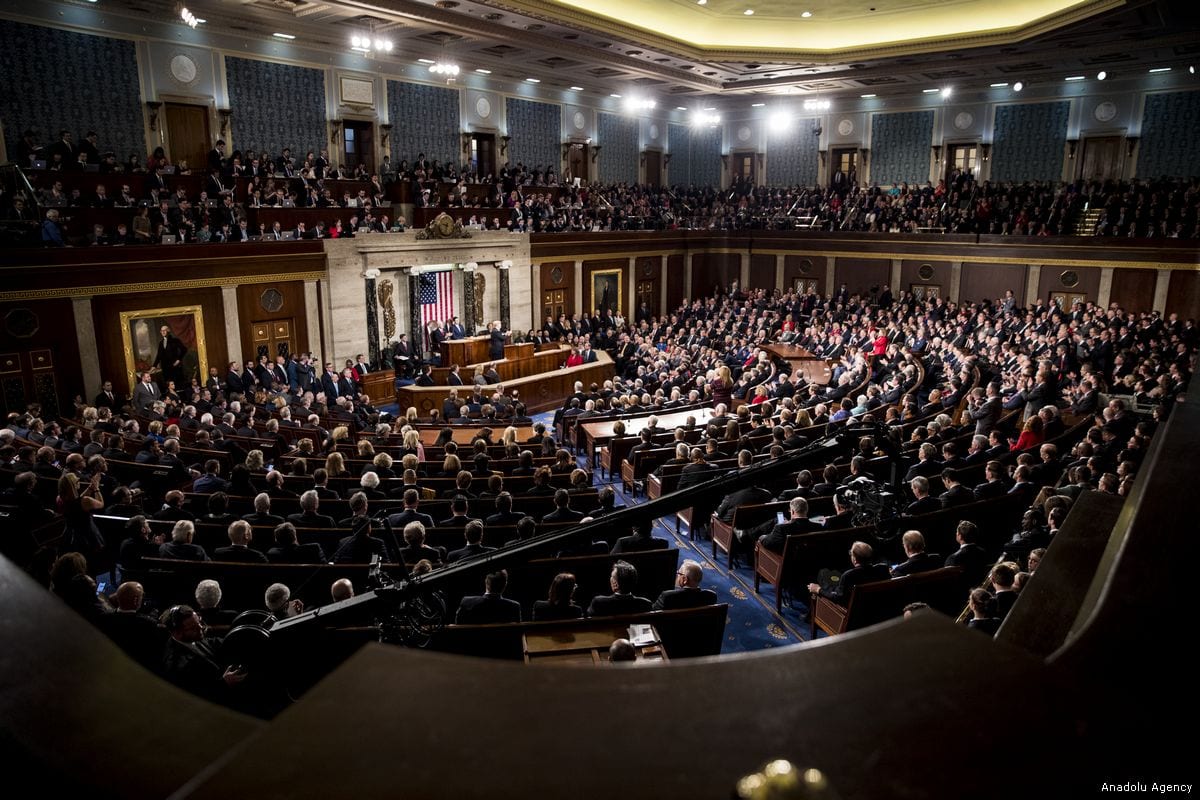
(940, 87, 952, 99)
(1097, 71, 1107, 80)
(1013, 81, 1024, 92)
(768, 111, 791, 132)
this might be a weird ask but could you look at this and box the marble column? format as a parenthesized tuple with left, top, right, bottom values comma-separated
(499, 264, 512, 332)
(825, 257, 837, 297)
(462, 268, 477, 334)
(889, 259, 902, 295)
(220, 285, 240, 365)
(363, 269, 380, 367)
(739, 251, 750, 291)
(71, 297, 100, 397)
(659, 255, 668, 314)
(573, 259, 584, 315)
(1025, 265, 1042, 305)
(1097, 267, 1114, 309)
(627, 257, 637, 318)
(304, 280, 321, 357)
(408, 272, 424, 358)
(684, 254, 694, 301)
(949, 262, 963, 304)
(1152, 270, 1171, 314)
(774, 254, 786, 294)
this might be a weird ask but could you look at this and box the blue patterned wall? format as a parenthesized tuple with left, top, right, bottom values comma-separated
(597, 112, 638, 184)
(869, 110, 933, 186)
(505, 97, 560, 172)
(387, 81, 459, 166)
(0, 20, 144, 167)
(766, 119, 819, 186)
(1137, 91, 1200, 179)
(668, 123, 692, 185)
(226, 56, 326, 159)
(689, 126, 722, 188)
(991, 101, 1069, 183)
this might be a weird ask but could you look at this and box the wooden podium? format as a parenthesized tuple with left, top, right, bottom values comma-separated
(440, 335, 491, 367)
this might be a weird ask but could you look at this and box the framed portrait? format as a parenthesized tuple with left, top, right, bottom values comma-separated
(591, 268, 623, 316)
(120, 305, 208, 391)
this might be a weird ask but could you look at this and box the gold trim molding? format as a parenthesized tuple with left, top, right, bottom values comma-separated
(0, 272, 328, 302)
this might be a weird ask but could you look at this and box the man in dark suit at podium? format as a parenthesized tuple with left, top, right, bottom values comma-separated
(392, 334, 414, 377)
(449, 316, 466, 340)
(488, 320, 508, 360)
(455, 569, 522, 624)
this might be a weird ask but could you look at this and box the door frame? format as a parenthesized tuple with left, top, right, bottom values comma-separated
(157, 95, 215, 173)
(339, 117, 376, 174)
(1077, 133, 1125, 183)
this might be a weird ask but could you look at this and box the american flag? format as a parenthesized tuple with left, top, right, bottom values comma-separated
(419, 271, 455, 346)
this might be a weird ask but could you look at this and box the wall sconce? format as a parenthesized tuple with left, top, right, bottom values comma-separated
(931, 144, 943, 163)
(1125, 136, 1139, 157)
(980, 143, 991, 162)
(330, 120, 342, 144)
(217, 108, 232, 137)
(500, 135, 511, 156)
(145, 101, 162, 132)
(380, 123, 392, 148)
(591, 145, 601, 163)
(1067, 139, 1079, 159)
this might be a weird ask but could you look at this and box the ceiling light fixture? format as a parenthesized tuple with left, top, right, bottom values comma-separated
(990, 82, 1009, 88)
(611, 93, 622, 98)
(697, 0, 707, 4)
(860, 93, 876, 98)
(1148, 67, 1172, 73)
(751, 102, 766, 107)
(802, 99, 831, 110)
(1064, 75, 1086, 81)
(272, 32, 295, 40)
(940, 87, 952, 99)
(768, 110, 791, 131)
(417, 58, 436, 64)
(180, 7, 201, 28)
(676, 106, 688, 111)
(476, 68, 492, 74)
(430, 60, 461, 78)
(1013, 81, 1024, 91)
(570, 86, 584, 91)
(744, 9, 755, 16)
(526, 77, 541, 83)
(352, 35, 392, 52)
(623, 97, 657, 111)
(801, 10, 813, 17)
(922, 88, 939, 93)
(691, 111, 721, 127)
(1097, 71, 1107, 80)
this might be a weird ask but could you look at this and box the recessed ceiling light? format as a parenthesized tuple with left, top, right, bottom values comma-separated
(1064, 75, 1086, 81)
(801, 10, 812, 17)
(697, 0, 707, 4)
(1190, 65, 1195, 74)
(1149, 67, 1172, 73)
(744, 9, 755, 15)
(526, 77, 541, 83)
(860, 93, 876, 98)
(272, 32, 295, 40)
(1013, 81, 1024, 91)
(676, 106, 688, 110)
(570, 86, 584, 91)
(1097, 71, 1107, 80)
(990, 82, 1009, 88)
(610, 93, 622, 98)
(475, 68, 492, 74)
(703, 106, 716, 111)
(922, 88, 939, 93)
(418, 58, 436, 64)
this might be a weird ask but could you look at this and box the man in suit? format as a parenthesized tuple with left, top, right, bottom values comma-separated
(973, 461, 1010, 500)
(938, 469, 974, 509)
(611, 523, 669, 554)
(586, 560, 653, 617)
(387, 489, 437, 529)
(676, 448, 718, 490)
(132, 371, 160, 413)
(192, 460, 229, 494)
(446, 520, 495, 563)
(890, 530, 943, 577)
(488, 320, 508, 360)
(266, 521, 327, 564)
(392, 335, 414, 377)
(903, 443, 944, 482)
(332, 517, 390, 563)
(446, 365, 465, 386)
(286, 490, 337, 529)
(542, 489, 585, 524)
(903, 476, 942, 516)
(806, 540, 891, 604)
(320, 363, 342, 400)
(213, 520, 269, 563)
(944, 521, 990, 585)
(153, 325, 188, 389)
(966, 385, 1002, 436)
(241, 493, 285, 527)
(758, 496, 822, 553)
(93, 380, 123, 410)
(485, 492, 525, 527)
(455, 569, 522, 624)
(652, 559, 717, 611)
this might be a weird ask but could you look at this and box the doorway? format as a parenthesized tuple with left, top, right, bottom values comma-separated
(731, 151, 756, 186)
(567, 143, 589, 184)
(946, 143, 978, 182)
(831, 147, 858, 186)
(470, 133, 496, 180)
(163, 103, 211, 174)
(542, 289, 568, 323)
(643, 151, 662, 187)
(249, 318, 295, 363)
(341, 120, 374, 175)
(1080, 136, 1122, 182)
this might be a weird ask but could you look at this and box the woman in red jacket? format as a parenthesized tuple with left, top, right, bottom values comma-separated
(1009, 415, 1045, 452)
(872, 329, 889, 357)
(564, 347, 583, 368)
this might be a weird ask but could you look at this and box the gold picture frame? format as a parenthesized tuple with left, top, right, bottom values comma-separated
(591, 268, 623, 316)
(119, 304, 208, 392)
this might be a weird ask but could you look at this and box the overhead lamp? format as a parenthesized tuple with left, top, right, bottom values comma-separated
(611, 93, 623, 98)
(940, 87, 952, 99)
(272, 33, 296, 40)
(180, 7, 201, 28)
(922, 88, 939, 94)
(476, 68, 492, 74)
(351, 35, 392, 52)
(417, 58, 435, 64)
(1148, 67, 1172, 73)
(802, 99, 830, 110)
(623, 97, 657, 111)
(1097, 71, 1107, 80)
(1013, 81, 1024, 91)
(990, 82, 1009, 88)
(430, 61, 461, 77)
(744, 9, 755, 16)
(691, 111, 721, 127)
(697, 0, 707, 4)
(768, 110, 791, 132)
(1191, 66, 1195, 74)
(751, 102, 766, 107)
(570, 86, 584, 91)
(526, 77, 541, 83)
(801, 10, 813, 17)
(1064, 75, 1086, 81)
(860, 94, 876, 98)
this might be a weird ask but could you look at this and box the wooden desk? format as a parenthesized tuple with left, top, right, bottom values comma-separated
(763, 343, 833, 386)
(396, 351, 615, 414)
(581, 407, 717, 467)
(441, 336, 491, 367)
(431, 347, 568, 384)
(361, 370, 398, 405)
(523, 622, 668, 665)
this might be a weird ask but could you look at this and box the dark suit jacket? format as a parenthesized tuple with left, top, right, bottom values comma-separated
(531, 601, 585, 622)
(715, 486, 774, 523)
(456, 593, 522, 624)
(652, 586, 718, 611)
(819, 562, 891, 604)
(891, 552, 944, 577)
(586, 592, 653, 618)
(939, 484, 975, 508)
(611, 534, 669, 553)
(945, 543, 990, 583)
(386, 509, 436, 529)
(267, 542, 327, 564)
(973, 480, 1009, 500)
(761, 517, 823, 553)
(447, 542, 496, 562)
(212, 545, 269, 563)
(286, 511, 337, 529)
(903, 496, 942, 516)
(542, 508, 585, 524)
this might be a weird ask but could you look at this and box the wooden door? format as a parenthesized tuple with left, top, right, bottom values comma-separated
(0, 349, 61, 419)
(643, 151, 661, 187)
(1049, 292, 1087, 310)
(831, 148, 858, 185)
(249, 318, 295, 362)
(1081, 136, 1122, 182)
(164, 103, 210, 174)
(568, 143, 588, 183)
(342, 121, 374, 174)
(471, 133, 496, 179)
(946, 143, 978, 181)
(732, 151, 756, 185)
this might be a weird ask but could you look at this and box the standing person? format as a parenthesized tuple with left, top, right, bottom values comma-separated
(58, 472, 106, 570)
(710, 365, 733, 408)
(488, 320, 509, 360)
